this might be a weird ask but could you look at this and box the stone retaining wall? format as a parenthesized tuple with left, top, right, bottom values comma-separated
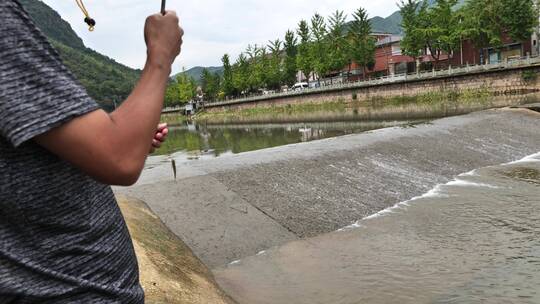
(205, 65, 540, 112)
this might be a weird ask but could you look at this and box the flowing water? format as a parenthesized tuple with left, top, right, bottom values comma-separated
(215, 153, 540, 304)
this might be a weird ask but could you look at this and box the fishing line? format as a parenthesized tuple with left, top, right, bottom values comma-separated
(75, 0, 96, 31)
(76, 0, 166, 31)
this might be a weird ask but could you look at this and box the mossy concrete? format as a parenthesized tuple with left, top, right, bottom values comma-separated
(116, 195, 236, 304)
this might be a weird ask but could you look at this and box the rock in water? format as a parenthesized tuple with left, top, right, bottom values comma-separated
(116, 194, 236, 304)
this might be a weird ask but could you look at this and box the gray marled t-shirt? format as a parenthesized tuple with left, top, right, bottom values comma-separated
(0, 1, 144, 303)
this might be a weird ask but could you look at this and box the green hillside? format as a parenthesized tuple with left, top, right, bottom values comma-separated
(177, 66, 224, 83)
(370, 11, 403, 34)
(18, 0, 141, 109)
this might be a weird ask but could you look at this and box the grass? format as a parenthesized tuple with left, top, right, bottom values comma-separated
(367, 87, 493, 107)
(522, 70, 537, 83)
(196, 99, 349, 121)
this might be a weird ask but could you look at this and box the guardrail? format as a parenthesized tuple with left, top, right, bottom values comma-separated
(205, 55, 540, 108)
(162, 106, 185, 113)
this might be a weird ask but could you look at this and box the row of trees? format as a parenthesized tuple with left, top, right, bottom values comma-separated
(165, 0, 539, 106)
(165, 6, 375, 106)
(399, 0, 539, 67)
(215, 8, 377, 100)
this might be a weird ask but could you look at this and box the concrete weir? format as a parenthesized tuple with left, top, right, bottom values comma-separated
(115, 107, 540, 269)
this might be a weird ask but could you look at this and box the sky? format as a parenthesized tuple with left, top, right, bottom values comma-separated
(42, 0, 399, 74)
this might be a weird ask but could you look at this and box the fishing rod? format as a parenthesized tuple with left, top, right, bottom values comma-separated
(161, 0, 167, 15)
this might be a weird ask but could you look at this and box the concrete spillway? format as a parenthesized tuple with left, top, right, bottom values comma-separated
(116, 108, 540, 269)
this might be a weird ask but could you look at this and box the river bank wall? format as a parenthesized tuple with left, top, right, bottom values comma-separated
(204, 61, 540, 113)
(195, 93, 538, 124)
(116, 107, 540, 269)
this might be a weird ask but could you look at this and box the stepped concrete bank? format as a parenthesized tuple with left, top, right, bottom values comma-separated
(204, 59, 540, 112)
(116, 107, 540, 269)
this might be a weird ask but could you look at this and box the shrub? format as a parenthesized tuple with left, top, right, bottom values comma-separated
(522, 70, 537, 82)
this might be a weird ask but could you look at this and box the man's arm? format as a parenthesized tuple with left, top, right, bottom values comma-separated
(35, 11, 183, 186)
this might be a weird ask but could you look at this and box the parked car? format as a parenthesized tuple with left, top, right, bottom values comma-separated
(292, 82, 309, 91)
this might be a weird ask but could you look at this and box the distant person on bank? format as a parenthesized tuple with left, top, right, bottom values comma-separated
(0, 0, 183, 302)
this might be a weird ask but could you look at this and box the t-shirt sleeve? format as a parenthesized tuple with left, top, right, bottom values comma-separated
(0, 1, 100, 148)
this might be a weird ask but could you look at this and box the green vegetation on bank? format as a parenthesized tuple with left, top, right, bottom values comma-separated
(194, 88, 497, 122)
(19, 0, 141, 109)
(370, 87, 493, 106)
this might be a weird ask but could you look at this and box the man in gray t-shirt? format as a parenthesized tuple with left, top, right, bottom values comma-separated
(0, 1, 183, 302)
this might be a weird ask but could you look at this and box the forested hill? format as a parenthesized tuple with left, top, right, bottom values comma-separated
(18, 0, 141, 109)
(180, 66, 225, 83)
(369, 11, 403, 34)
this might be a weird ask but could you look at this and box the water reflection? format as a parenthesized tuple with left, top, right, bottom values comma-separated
(154, 120, 423, 157)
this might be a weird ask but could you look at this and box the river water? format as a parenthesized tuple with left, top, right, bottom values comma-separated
(154, 120, 424, 157)
(215, 153, 540, 304)
(157, 94, 538, 159)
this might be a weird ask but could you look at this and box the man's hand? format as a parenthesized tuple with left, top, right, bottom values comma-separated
(145, 11, 183, 69)
(34, 12, 183, 186)
(150, 123, 169, 153)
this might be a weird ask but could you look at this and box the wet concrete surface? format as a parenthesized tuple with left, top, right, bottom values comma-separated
(115, 108, 540, 268)
(118, 176, 297, 268)
(213, 157, 540, 304)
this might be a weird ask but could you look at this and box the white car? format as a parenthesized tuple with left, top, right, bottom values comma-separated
(292, 82, 309, 91)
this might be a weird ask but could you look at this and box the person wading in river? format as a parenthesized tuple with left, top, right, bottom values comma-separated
(0, 1, 183, 302)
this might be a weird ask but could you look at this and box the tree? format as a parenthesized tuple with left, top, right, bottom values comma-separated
(400, 0, 461, 68)
(327, 10, 349, 83)
(283, 30, 298, 86)
(177, 72, 197, 103)
(296, 20, 313, 83)
(267, 39, 284, 90)
(350, 8, 376, 79)
(399, 0, 425, 66)
(164, 78, 181, 107)
(246, 44, 267, 92)
(201, 68, 221, 102)
(423, 0, 461, 66)
(221, 54, 235, 97)
(461, 0, 539, 51)
(500, 0, 539, 43)
(233, 53, 250, 96)
(310, 13, 330, 84)
(164, 69, 197, 107)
